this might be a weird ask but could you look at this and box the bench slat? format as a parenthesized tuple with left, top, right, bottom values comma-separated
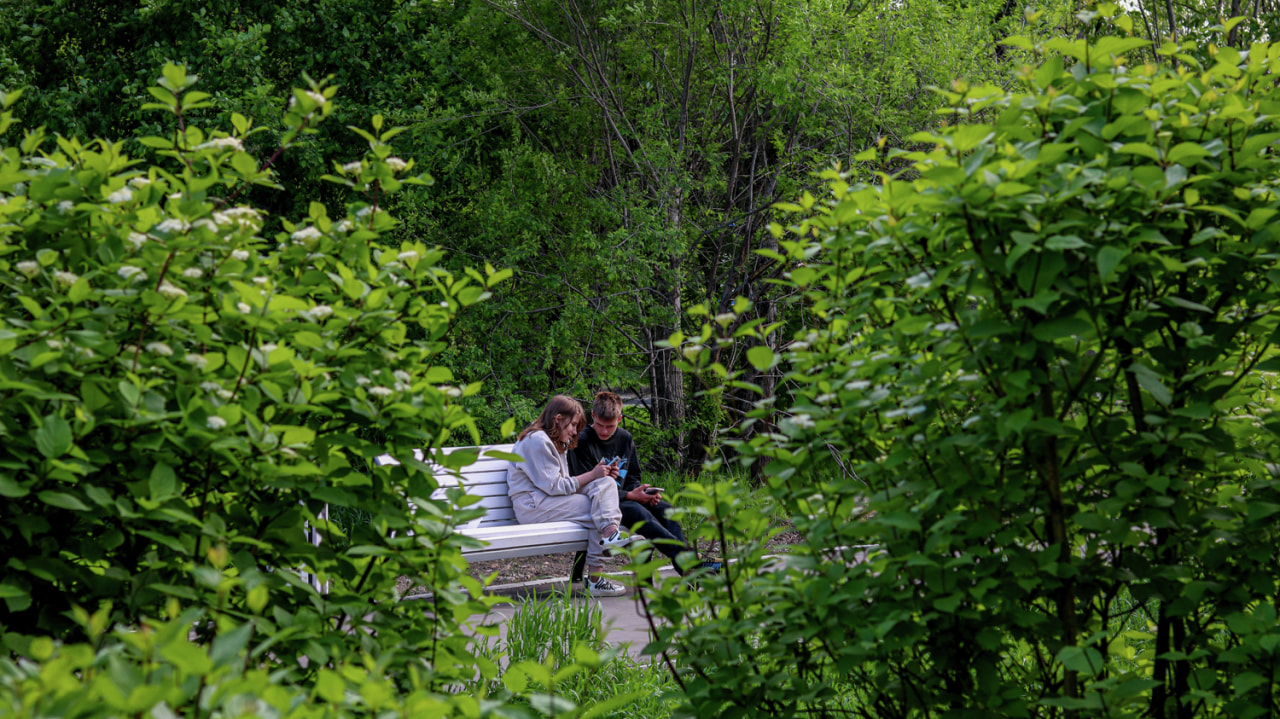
(460, 543, 590, 563)
(366, 444, 591, 574)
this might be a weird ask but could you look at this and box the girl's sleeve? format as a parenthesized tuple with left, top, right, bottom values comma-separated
(522, 435, 578, 496)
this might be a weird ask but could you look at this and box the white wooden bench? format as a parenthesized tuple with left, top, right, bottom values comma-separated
(372, 443, 591, 582)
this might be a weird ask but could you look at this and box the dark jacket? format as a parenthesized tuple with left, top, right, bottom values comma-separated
(569, 425, 642, 504)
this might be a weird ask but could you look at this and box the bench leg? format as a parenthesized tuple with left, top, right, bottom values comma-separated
(570, 551, 587, 583)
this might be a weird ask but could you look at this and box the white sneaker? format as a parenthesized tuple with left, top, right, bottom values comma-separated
(584, 575, 627, 597)
(600, 529, 634, 552)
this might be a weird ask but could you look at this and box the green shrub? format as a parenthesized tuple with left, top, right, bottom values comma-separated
(652, 12, 1280, 718)
(0, 64, 525, 700)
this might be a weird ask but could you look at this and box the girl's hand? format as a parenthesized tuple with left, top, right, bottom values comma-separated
(590, 459, 611, 481)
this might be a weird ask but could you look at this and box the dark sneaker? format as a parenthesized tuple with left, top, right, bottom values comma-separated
(699, 560, 723, 573)
(584, 575, 627, 597)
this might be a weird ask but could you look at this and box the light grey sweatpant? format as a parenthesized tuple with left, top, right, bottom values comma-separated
(512, 477, 621, 568)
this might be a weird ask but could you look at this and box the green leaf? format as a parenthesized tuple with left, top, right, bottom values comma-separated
(1031, 317, 1093, 341)
(67, 277, 92, 302)
(0, 474, 29, 498)
(747, 345, 776, 371)
(1117, 143, 1160, 161)
(35, 414, 73, 458)
(231, 152, 258, 176)
(503, 663, 530, 693)
(38, 491, 88, 512)
(150, 462, 178, 499)
(209, 622, 254, 667)
(579, 691, 650, 719)
(1097, 245, 1128, 281)
(160, 639, 212, 676)
(316, 668, 346, 703)
(1129, 364, 1172, 407)
(1056, 645, 1103, 676)
(1044, 235, 1088, 250)
(1167, 142, 1209, 164)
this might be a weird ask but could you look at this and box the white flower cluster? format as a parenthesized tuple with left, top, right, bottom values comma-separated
(182, 268, 203, 279)
(117, 266, 147, 282)
(195, 137, 245, 152)
(230, 249, 251, 261)
(16, 261, 40, 278)
(385, 157, 408, 172)
(185, 353, 208, 369)
(53, 270, 79, 286)
(206, 416, 227, 430)
(392, 370, 412, 392)
(368, 386, 394, 398)
(884, 405, 927, 420)
(290, 226, 322, 245)
(156, 218, 191, 234)
(127, 232, 149, 249)
(214, 206, 261, 231)
(145, 342, 173, 357)
(301, 304, 333, 322)
(107, 187, 133, 204)
(333, 219, 354, 233)
(158, 281, 188, 300)
(341, 161, 362, 174)
(128, 176, 152, 189)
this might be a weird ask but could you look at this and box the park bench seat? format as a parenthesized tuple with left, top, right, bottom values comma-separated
(372, 443, 591, 580)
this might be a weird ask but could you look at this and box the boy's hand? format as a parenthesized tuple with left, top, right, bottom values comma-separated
(627, 484, 661, 506)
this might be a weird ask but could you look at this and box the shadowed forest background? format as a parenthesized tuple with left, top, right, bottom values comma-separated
(0, 0, 1112, 467)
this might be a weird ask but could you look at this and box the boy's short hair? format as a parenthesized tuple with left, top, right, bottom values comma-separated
(591, 391, 623, 421)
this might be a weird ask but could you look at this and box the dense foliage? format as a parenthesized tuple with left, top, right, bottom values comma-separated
(654, 13, 1280, 717)
(0, 68, 562, 715)
(0, 0, 1035, 468)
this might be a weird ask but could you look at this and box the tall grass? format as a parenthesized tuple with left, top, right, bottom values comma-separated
(470, 590, 679, 718)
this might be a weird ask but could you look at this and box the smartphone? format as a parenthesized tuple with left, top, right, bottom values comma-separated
(644, 487, 663, 495)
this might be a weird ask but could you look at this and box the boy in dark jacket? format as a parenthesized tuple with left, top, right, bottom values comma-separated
(569, 391, 698, 574)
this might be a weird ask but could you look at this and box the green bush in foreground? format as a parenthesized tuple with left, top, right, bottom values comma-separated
(654, 11, 1280, 718)
(0, 64, 589, 715)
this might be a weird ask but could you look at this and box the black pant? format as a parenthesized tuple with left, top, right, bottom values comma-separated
(620, 499, 691, 569)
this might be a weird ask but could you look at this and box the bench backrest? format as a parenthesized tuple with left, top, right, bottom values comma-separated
(373, 444, 517, 529)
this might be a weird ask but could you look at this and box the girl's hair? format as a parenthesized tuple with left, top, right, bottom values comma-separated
(518, 394, 585, 450)
(590, 391, 623, 421)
